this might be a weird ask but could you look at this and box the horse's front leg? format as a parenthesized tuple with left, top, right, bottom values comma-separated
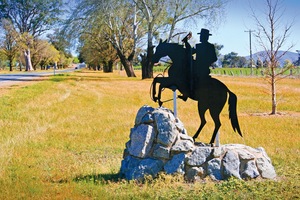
(152, 78, 158, 102)
(158, 84, 163, 106)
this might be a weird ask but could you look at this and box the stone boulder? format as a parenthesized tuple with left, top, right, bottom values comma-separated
(120, 105, 277, 181)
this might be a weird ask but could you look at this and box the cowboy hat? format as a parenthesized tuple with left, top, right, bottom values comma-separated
(197, 28, 212, 36)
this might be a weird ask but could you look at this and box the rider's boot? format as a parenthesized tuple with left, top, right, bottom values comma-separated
(178, 95, 188, 101)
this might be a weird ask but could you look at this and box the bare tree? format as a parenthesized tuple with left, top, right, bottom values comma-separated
(165, 0, 225, 42)
(251, 0, 295, 114)
(134, 0, 166, 79)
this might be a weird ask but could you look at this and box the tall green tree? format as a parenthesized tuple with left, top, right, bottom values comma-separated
(78, 29, 118, 72)
(0, 0, 64, 71)
(30, 39, 60, 70)
(47, 28, 72, 59)
(222, 52, 238, 67)
(0, 19, 18, 71)
(64, 0, 139, 77)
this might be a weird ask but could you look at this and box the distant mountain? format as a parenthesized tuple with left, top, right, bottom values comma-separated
(245, 51, 298, 66)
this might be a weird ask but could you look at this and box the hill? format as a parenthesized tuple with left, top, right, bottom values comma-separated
(245, 51, 298, 66)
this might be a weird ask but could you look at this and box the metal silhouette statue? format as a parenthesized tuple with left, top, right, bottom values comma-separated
(151, 29, 242, 145)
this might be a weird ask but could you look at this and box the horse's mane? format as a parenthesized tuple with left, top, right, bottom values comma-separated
(158, 42, 184, 53)
(161, 43, 183, 47)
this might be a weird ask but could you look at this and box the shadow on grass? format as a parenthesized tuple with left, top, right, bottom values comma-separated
(73, 173, 122, 184)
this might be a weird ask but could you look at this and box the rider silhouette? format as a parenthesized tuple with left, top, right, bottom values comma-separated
(182, 28, 217, 92)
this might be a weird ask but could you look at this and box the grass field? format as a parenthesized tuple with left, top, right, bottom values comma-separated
(0, 70, 299, 199)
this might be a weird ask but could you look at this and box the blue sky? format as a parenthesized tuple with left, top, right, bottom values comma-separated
(184, 0, 300, 56)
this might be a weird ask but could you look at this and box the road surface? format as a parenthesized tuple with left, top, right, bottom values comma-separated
(0, 68, 76, 87)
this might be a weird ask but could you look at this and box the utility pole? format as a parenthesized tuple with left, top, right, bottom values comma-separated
(296, 50, 300, 66)
(244, 30, 255, 75)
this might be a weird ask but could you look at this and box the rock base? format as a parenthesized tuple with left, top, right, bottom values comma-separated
(120, 106, 276, 181)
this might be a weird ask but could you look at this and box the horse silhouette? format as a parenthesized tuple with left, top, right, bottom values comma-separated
(151, 40, 242, 144)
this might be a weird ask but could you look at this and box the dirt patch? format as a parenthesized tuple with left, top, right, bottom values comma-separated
(248, 112, 300, 117)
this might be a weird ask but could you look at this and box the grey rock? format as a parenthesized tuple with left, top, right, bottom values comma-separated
(120, 156, 164, 181)
(120, 155, 142, 180)
(153, 144, 170, 160)
(178, 133, 194, 142)
(121, 106, 277, 181)
(223, 150, 241, 179)
(135, 105, 155, 125)
(186, 147, 212, 166)
(212, 146, 226, 158)
(135, 158, 164, 180)
(240, 160, 260, 179)
(256, 157, 277, 179)
(171, 139, 194, 153)
(128, 124, 155, 158)
(175, 118, 187, 134)
(207, 158, 222, 180)
(154, 110, 178, 147)
(236, 148, 256, 160)
(185, 167, 205, 182)
(164, 153, 186, 174)
(256, 147, 271, 162)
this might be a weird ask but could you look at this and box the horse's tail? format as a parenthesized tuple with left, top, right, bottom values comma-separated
(228, 90, 243, 137)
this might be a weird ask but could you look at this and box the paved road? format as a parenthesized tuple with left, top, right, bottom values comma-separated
(0, 68, 76, 87)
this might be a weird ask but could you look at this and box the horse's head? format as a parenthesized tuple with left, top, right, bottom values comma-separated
(152, 39, 169, 64)
(152, 39, 185, 65)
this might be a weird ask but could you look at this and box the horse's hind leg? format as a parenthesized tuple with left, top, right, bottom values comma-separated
(209, 108, 222, 144)
(192, 105, 207, 141)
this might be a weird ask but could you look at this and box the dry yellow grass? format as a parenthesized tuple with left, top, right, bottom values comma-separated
(0, 70, 299, 199)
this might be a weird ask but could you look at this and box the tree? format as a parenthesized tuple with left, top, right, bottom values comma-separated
(222, 52, 247, 68)
(237, 57, 247, 68)
(47, 28, 72, 60)
(251, 0, 294, 114)
(134, 0, 225, 78)
(214, 44, 224, 57)
(0, 50, 6, 70)
(0, 0, 64, 71)
(64, 0, 139, 77)
(30, 39, 60, 70)
(134, 0, 166, 79)
(135, 0, 227, 79)
(165, 0, 225, 42)
(0, 19, 18, 71)
(222, 52, 238, 67)
(78, 30, 118, 72)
